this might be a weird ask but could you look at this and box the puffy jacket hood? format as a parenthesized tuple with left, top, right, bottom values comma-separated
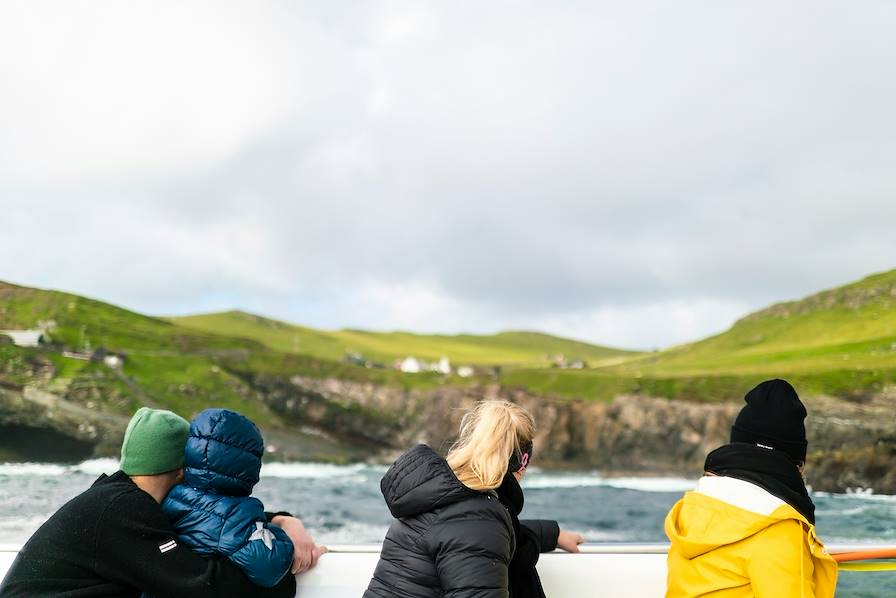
(380, 444, 480, 518)
(666, 490, 811, 559)
(184, 408, 263, 497)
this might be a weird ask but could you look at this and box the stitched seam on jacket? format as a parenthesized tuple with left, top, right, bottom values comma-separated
(186, 463, 255, 486)
(191, 432, 262, 455)
(385, 446, 479, 507)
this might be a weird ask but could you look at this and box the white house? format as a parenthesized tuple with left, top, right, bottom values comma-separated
(432, 357, 451, 374)
(399, 357, 422, 373)
(103, 354, 124, 369)
(0, 330, 44, 347)
(456, 366, 475, 378)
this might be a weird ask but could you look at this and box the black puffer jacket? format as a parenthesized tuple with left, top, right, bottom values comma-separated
(497, 473, 559, 598)
(364, 444, 515, 598)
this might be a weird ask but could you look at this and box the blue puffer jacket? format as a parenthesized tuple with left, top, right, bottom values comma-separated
(161, 408, 294, 587)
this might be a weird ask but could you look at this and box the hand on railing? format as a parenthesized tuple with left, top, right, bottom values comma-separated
(557, 530, 585, 553)
(271, 515, 328, 574)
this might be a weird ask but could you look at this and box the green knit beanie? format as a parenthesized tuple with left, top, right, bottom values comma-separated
(120, 407, 190, 475)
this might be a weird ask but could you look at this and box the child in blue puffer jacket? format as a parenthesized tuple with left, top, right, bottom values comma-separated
(161, 408, 294, 587)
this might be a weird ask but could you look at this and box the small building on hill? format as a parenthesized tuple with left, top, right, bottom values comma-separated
(431, 357, 451, 374)
(456, 365, 475, 378)
(0, 330, 45, 348)
(90, 347, 126, 369)
(399, 356, 422, 373)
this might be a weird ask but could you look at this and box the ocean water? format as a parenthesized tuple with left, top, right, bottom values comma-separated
(1, 459, 894, 597)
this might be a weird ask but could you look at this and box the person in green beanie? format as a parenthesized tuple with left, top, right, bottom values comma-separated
(121, 407, 190, 473)
(0, 406, 318, 598)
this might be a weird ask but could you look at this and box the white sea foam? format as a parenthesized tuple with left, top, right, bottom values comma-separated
(523, 474, 695, 493)
(260, 462, 385, 480)
(599, 477, 697, 493)
(0, 463, 68, 476)
(0, 459, 384, 479)
(71, 458, 119, 476)
(0, 459, 119, 477)
(814, 490, 896, 503)
(815, 506, 869, 517)
(0, 516, 51, 544)
(3, 458, 896, 503)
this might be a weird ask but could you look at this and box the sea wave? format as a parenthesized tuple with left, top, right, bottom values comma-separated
(260, 462, 386, 479)
(0, 459, 119, 477)
(0, 459, 386, 479)
(3, 458, 896, 502)
(0, 463, 67, 476)
(814, 490, 896, 503)
(523, 474, 696, 493)
(0, 516, 52, 545)
(815, 506, 870, 517)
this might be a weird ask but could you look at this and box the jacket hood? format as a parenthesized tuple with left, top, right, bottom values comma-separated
(380, 444, 481, 518)
(184, 408, 263, 496)
(665, 490, 811, 560)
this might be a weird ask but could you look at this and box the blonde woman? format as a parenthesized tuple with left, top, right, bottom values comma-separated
(364, 400, 584, 598)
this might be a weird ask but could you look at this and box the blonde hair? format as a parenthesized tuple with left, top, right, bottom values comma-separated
(446, 400, 535, 491)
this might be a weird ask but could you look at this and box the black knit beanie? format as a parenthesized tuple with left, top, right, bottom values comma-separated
(730, 379, 808, 464)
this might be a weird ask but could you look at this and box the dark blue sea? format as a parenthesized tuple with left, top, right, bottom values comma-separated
(1, 460, 893, 596)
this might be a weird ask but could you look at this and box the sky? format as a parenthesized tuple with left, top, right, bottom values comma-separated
(2, 1, 895, 350)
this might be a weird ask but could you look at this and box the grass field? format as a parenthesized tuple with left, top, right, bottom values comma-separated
(2, 269, 895, 413)
(170, 311, 636, 366)
(506, 270, 896, 400)
(0, 280, 469, 424)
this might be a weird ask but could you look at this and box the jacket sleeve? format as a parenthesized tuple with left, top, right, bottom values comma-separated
(228, 521, 295, 587)
(94, 490, 296, 598)
(425, 511, 513, 598)
(519, 520, 560, 553)
(747, 519, 816, 598)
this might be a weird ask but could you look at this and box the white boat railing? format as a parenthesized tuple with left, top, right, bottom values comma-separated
(0, 543, 890, 597)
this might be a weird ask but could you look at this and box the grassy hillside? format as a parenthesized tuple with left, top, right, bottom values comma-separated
(637, 269, 896, 373)
(0, 281, 252, 353)
(170, 310, 636, 366)
(3, 269, 896, 412)
(505, 269, 896, 400)
(0, 281, 431, 426)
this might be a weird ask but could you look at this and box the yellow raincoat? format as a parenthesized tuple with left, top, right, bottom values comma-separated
(665, 482, 837, 598)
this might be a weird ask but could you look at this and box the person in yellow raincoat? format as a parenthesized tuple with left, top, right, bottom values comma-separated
(665, 379, 838, 597)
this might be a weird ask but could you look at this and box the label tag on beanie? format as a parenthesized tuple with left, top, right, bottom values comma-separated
(756, 443, 774, 450)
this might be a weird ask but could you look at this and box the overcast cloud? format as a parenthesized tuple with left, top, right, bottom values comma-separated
(2, 1, 895, 350)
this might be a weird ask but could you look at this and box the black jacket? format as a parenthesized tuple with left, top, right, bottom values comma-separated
(364, 445, 516, 598)
(497, 474, 559, 598)
(0, 471, 296, 598)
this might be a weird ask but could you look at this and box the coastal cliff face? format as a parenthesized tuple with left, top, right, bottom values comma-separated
(3, 372, 895, 493)
(274, 376, 896, 494)
(0, 385, 127, 461)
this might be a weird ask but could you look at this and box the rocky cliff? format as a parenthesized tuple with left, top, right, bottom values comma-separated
(4, 372, 895, 493)
(0, 383, 127, 461)
(273, 375, 896, 493)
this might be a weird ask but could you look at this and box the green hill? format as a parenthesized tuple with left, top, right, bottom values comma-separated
(170, 310, 636, 366)
(3, 269, 896, 415)
(504, 269, 896, 400)
(629, 269, 896, 373)
(0, 281, 421, 426)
